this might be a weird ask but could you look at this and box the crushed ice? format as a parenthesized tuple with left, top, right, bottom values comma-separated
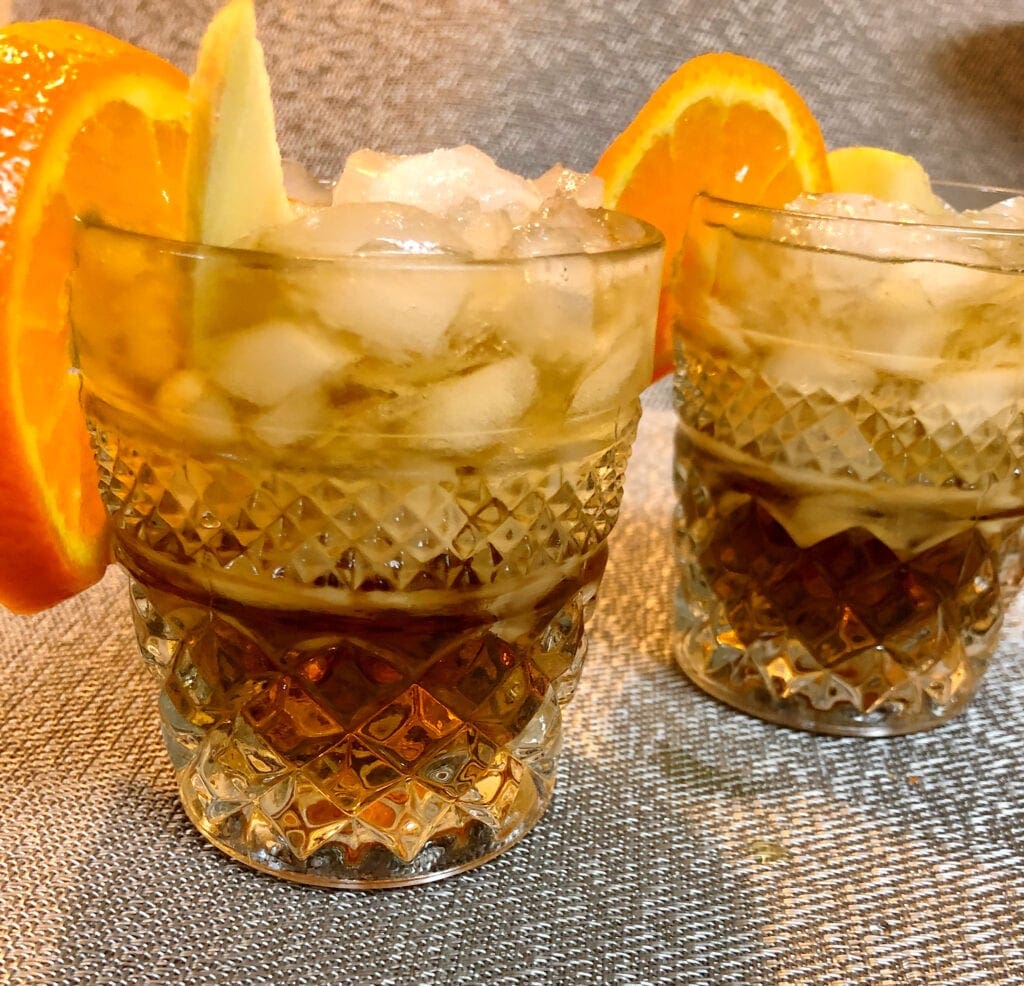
(261, 145, 618, 261)
(778, 191, 1024, 266)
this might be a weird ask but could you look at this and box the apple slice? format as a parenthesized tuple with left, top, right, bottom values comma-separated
(827, 146, 947, 215)
(185, 0, 292, 245)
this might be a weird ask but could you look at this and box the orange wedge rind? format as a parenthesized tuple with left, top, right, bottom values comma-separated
(0, 20, 189, 613)
(594, 52, 831, 379)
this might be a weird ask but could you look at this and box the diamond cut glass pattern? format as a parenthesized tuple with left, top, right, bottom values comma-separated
(93, 413, 636, 886)
(673, 191, 1024, 737)
(71, 209, 662, 886)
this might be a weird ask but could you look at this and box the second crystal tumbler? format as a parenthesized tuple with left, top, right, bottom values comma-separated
(673, 187, 1024, 737)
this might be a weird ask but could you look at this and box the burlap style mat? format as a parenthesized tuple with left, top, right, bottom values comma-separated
(3, 390, 1023, 985)
(4, 1, 1024, 982)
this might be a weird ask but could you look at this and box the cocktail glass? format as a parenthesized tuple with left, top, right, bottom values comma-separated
(672, 185, 1024, 737)
(70, 216, 662, 886)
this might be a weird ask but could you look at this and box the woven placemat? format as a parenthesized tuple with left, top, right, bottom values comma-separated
(3, 2, 1024, 983)
(3, 386, 1023, 985)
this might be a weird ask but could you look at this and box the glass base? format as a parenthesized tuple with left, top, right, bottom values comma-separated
(673, 585, 995, 738)
(674, 643, 981, 738)
(129, 567, 596, 887)
(178, 767, 553, 888)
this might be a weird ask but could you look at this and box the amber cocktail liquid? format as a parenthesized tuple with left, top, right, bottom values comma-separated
(71, 168, 662, 886)
(114, 444, 618, 883)
(673, 189, 1024, 737)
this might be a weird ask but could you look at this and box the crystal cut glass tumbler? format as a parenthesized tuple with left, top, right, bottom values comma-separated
(71, 219, 662, 886)
(672, 186, 1024, 737)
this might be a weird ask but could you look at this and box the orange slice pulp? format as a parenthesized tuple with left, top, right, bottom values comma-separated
(0, 20, 189, 613)
(594, 52, 831, 379)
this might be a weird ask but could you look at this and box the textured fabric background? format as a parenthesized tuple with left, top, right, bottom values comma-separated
(3, 2, 1024, 985)
(10, 0, 1024, 183)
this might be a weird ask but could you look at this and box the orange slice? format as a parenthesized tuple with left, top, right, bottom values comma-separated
(594, 52, 831, 379)
(0, 20, 189, 613)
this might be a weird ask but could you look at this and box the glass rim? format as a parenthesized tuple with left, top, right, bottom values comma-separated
(694, 180, 1024, 238)
(74, 210, 665, 269)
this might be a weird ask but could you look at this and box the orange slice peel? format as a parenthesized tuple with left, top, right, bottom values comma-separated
(0, 20, 189, 613)
(594, 52, 832, 379)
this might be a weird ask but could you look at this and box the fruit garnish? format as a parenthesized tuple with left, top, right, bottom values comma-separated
(185, 0, 292, 245)
(0, 20, 189, 613)
(594, 52, 831, 379)
(827, 146, 947, 214)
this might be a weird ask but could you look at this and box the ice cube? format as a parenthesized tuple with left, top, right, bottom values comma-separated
(899, 258, 1016, 314)
(471, 256, 596, 364)
(917, 366, 1023, 435)
(155, 370, 239, 445)
(962, 196, 1024, 228)
(961, 197, 1024, 271)
(502, 220, 589, 259)
(780, 193, 990, 267)
(787, 192, 950, 225)
(569, 342, 642, 415)
(447, 200, 515, 258)
(333, 145, 543, 221)
(250, 388, 330, 447)
(298, 262, 470, 360)
(781, 194, 916, 258)
(413, 355, 538, 450)
(760, 343, 877, 400)
(531, 164, 605, 209)
(731, 194, 1018, 359)
(572, 253, 661, 414)
(698, 189, 1024, 403)
(331, 148, 400, 203)
(210, 321, 354, 406)
(593, 245, 662, 326)
(596, 209, 654, 250)
(710, 232, 833, 345)
(503, 198, 619, 258)
(843, 269, 948, 361)
(256, 201, 470, 257)
(281, 158, 333, 208)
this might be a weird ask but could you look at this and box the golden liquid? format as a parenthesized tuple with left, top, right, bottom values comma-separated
(673, 401, 1024, 737)
(90, 396, 634, 885)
